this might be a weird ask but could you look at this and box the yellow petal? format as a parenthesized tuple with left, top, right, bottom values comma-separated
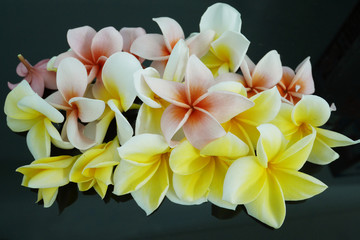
(257, 124, 287, 167)
(208, 80, 247, 96)
(170, 139, 211, 175)
(135, 104, 164, 135)
(93, 181, 109, 199)
(316, 127, 360, 147)
(6, 116, 41, 132)
(200, 132, 249, 159)
(78, 179, 95, 191)
(223, 156, 266, 204)
(37, 187, 58, 208)
(273, 168, 327, 201)
(118, 134, 169, 165)
(270, 103, 298, 137)
(292, 95, 330, 127)
(245, 172, 285, 229)
(172, 159, 215, 202)
(26, 121, 50, 159)
(131, 159, 169, 215)
(208, 159, 237, 210)
(308, 137, 339, 165)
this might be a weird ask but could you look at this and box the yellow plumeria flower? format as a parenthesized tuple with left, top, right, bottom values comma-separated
(113, 134, 171, 215)
(69, 138, 120, 199)
(4, 80, 72, 159)
(223, 124, 327, 228)
(170, 132, 249, 209)
(271, 95, 359, 164)
(16, 155, 77, 207)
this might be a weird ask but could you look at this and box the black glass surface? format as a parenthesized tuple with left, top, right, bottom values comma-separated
(1, 0, 360, 239)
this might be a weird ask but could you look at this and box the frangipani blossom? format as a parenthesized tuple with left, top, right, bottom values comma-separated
(4, 80, 71, 159)
(240, 51, 283, 97)
(223, 124, 327, 229)
(170, 132, 249, 209)
(276, 57, 315, 104)
(46, 57, 105, 150)
(55, 26, 123, 84)
(8, 55, 57, 97)
(113, 134, 171, 215)
(16, 155, 77, 208)
(271, 95, 359, 164)
(70, 138, 120, 199)
(145, 55, 254, 149)
(120, 27, 146, 63)
(200, 3, 250, 76)
(131, 17, 215, 74)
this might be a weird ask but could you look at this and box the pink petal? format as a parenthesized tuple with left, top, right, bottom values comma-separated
(69, 97, 105, 122)
(130, 34, 170, 61)
(53, 51, 87, 68)
(186, 30, 215, 58)
(8, 82, 20, 90)
(120, 27, 146, 52)
(183, 108, 226, 149)
(240, 55, 255, 87)
(161, 104, 192, 145)
(67, 26, 97, 63)
(153, 17, 184, 51)
(29, 75, 45, 97)
(145, 77, 189, 107)
(196, 90, 254, 123)
(42, 70, 57, 90)
(66, 110, 96, 150)
(16, 61, 29, 77)
(289, 57, 314, 94)
(56, 57, 88, 102)
(150, 60, 167, 76)
(45, 91, 72, 110)
(185, 55, 215, 104)
(252, 50, 283, 89)
(91, 27, 123, 62)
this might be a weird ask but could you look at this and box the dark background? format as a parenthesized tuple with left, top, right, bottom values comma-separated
(1, 0, 360, 239)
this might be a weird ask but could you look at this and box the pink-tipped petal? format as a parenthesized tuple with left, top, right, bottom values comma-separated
(120, 27, 146, 52)
(145, 77, 189, 107)
(289, 57, 314, 94)
(53, 51, 86, 68)
(130, 34, 170, 61)
(161, 104, 192, 145)
(196, 90, 254, 123)
(29, 77, 45, 97)
(91, 27, 123, 62)
(183, 109, 226, 149)
(240, 55, 255, 87)
(153, 17, 184, 51)
(69, 97, 105, 123)
(185, 55, 214, 104)
(252, 50, 283, 89)
(186, 30, 215, 58)
(56, 57, 88, 102)
(67, 26, 96, 63)
(45, 91, 72, 111)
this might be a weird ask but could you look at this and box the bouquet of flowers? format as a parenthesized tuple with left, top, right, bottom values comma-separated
(4, 2, 359, 229)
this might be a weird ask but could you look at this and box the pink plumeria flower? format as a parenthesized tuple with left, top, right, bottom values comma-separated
(55, 26, 123, 84)
(46, 57, 105, 150)
(9, 54, 57, 97)
(145, 55, 254, 149)
(276, 57, 315, 104)
(240, 51, 283, 97)
(119, 27, 146, 63)
(131, 17, 215, 75)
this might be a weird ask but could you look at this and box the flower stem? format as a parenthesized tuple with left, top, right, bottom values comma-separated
(17, 54, 32, 71)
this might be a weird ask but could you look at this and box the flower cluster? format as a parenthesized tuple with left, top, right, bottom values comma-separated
(5, 3, 359, 229)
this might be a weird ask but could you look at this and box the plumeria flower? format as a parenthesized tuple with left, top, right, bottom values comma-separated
(16, 155, 78, 208)
(145, 55, 254, 149)
(240, 51, 283, 97)
(4, 80, 72, 159)
(8, 54, 57, 97)
(46, 57, 105, 150)
(276, 57, 315, 104)
(170, 132, 249, 209)
(131, 17, 215, 75)
(199, 2, 250, 76)
(119, 27, 146, 63)
(223, 124, 327, 229)
(70, 138, 120, 199)
(54, 26, 123, 84)
(271, 95, 359, 164)
(113, 133, 172, 215)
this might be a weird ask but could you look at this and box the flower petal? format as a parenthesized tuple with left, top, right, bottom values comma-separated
(170, 139, 211, 175)
(134, 68, 162, 108)
(316, 127, 360, 147)
(153, 17, 184, 51)
(200, 2, 241, 37)
(91, 27, 123, 61)
(163, 39, 189, 82)
(6, 116, 40, 132)
(26, 121, 50, 159)
(101, 52, 142, 111)
(274, 168, 327, 201)
(245, 172, 285, 229)
(44, 119, 73, 149)
(292, 95, 330, 127)
(186, 30, 215, 58)
(208, 79, 247, 96)
(69, 97, 105, 122)
(307, 137, 339, 165)
(130, 34, 170, 60)
(67, 26, 96, 62)
(223, 156, 266, 204)
(38, 187, 58, 208)
(131, 159, 169, 215)
(56, 57, 88, 102)
(135, 104, 163, 135)
(289, 57, 314, 94)
(270, 103, 298, 137)
(120, 27, 146, 52)
(252, 50, 282, 89)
